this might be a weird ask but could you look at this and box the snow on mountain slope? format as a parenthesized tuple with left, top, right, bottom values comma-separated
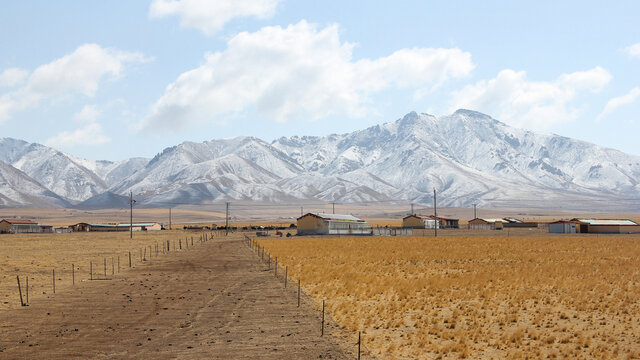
(272, 110, 640, 206)
(0, 138, 149, 203)
(3, 109, 640, 209)
(0, 160, 70, 207)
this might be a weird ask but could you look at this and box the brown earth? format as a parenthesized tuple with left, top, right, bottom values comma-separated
(0, 235, 355, 359)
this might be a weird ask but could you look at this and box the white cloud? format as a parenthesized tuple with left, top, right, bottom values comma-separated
(450, 67, 611, 129)
(141, 21, 474, 131)
(74, 104, 101, 123)
(624, 42, 640, 59)
(0, 68, 28, 87)
(45, 122, 111, 147)
(0, 44, 151, 124)
(149, 0, 280, 35)
(597, 87, 640, 121)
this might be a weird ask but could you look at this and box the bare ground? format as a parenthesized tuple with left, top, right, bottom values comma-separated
(0, 235, 354, 359)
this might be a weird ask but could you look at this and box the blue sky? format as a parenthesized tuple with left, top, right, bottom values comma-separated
(0, 1, 639, 160)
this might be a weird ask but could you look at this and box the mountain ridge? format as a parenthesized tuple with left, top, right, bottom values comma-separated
(2, 109, 639, 210)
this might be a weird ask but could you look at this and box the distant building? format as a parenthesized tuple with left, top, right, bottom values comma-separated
(297, 213, 371, 235)
(549, 220, 578, 233)
(71, 222, 162, 232)
(0, 219, 41, 234)
(468, 218, 504, 230)
(570, 219, 640, 234)
(403, 215, 459, 229)
(117, 223, 163, 231)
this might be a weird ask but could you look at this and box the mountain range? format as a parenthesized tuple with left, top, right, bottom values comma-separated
(2, 109, 640, 210)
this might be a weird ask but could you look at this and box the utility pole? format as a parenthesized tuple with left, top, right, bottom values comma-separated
(300, 206, 303, 217)
(473, 203, 477, 219)
(411, 203, 414, 215)
(169, 208, 172, 230)
(332, 203, 335, 214)
(433, 188, 437, 237)
(225, 202, 230, 236)
(129, 191, 136, 239)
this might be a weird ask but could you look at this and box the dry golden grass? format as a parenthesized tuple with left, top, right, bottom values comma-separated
(258, 235, 640, 359)
(0, 230, 217, 310)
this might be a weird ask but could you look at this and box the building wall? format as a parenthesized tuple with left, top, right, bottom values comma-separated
(297, 215, 324, 230)
(145, 223, 162, 231)
(402, 216, 425, 228)
(0, 221, 11, 233)
(588, 225, 640, 234)
(549, 223, 576, 233)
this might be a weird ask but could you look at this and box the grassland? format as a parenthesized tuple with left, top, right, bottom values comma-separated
(258, 234, 640, 359)
(0, 230, 216, 310)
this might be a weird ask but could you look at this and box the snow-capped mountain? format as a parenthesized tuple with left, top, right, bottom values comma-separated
(2, 110, 640, 209)
(0, 138, 148, 204)
(0, 160, 70, 207)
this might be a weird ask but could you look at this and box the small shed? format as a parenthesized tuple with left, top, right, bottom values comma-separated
(549, 220, 577, 233)
(468, 218, 504, 230)
(297, 213, 371, 235)
(0, 219, 41, 234)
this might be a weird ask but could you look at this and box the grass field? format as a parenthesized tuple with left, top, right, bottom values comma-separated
(0, 230, 218, 310)
(258, 234, 640, 359)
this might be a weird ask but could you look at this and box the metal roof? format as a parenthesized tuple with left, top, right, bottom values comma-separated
(1, 219, 37, 224)
(575, 219, 638, 226)
(304, 213, 365, 222)
(117, 223, 159, 227)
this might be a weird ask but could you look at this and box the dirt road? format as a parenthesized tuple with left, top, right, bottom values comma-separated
(0, 235, 353, 359)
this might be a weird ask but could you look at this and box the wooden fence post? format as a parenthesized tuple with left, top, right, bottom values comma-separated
(26, 276, 29, 303)
(52, 269, 55, 294)
(321, 299, 325, 336)
(17, 276, 25, 306)
(285, 266, 288, 288)
(298, 279, 300, 307)
(104, 258, 107, 278)
(129, 251, 132, 267)
(358, 331, 361, 360)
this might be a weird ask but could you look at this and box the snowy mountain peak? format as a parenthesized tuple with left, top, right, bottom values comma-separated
(2, 110, 640, 209)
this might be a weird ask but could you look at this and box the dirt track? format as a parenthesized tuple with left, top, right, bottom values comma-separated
(0, 235, 353, 359)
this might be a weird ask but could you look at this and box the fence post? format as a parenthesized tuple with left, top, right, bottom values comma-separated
(129, 251, 132, 267)
(90, 261, 93, 280)
(321, 299, 325, 336)
(298, 279, 300, 307)
(358, 331, 361, 360)
(72, 263, 75, 285)
(285, 266, 288, 288)
(104, 258, 107, 278)
(17, 276, 25, 306)
(26, 276, 29, 303)
(52, 269, 55, 294)
(112, 257, 114, 275)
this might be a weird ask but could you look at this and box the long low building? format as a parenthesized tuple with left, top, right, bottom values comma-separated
(468, 218, 504, 230)
(72, 222, 163, 232)
(402, 215, 460, 229)
(297, 213, 371, 235)
(0, 219, 42, 233)
(549, 219, 640, 234)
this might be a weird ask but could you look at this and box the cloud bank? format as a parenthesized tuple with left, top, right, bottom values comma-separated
(0, 44, 151, 124)
(141, 21, 474, 131)
(450, 67, 611, 129)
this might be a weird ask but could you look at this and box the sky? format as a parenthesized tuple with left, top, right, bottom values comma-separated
(0, 1, 639, 161)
